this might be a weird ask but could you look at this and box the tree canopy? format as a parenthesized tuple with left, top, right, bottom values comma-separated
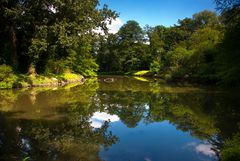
(0, 0, 117, 76)
(1, 0, 240, 87)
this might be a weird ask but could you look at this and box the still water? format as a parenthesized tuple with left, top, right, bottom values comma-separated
(0, 76, 239, 161)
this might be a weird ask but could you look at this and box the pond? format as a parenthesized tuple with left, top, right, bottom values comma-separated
(0, 76, 239, 161)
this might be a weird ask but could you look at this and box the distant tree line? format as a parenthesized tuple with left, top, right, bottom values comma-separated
(96, 0, 240, 86)
(0, 0, 239, 86)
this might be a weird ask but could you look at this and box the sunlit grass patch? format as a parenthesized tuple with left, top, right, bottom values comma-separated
(125, 70, 152, 76)
(28, 75, 58, 86)
(61, 73, 83, 81)
(133, 70, 150, 76)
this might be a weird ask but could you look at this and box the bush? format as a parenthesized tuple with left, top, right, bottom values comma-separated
(0, 64, 14, 81)
(60, 73, 83, 82)
(150, 60, 162, 74)
(45, 60, 68, 74)
(0, 64, 18, 89)
(221, 133, 240, 161)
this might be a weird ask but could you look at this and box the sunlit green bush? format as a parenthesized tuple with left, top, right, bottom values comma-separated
(0, 64, 18, 89)
(150, 60, 162, 74)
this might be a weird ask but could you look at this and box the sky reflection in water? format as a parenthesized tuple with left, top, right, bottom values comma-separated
(0, 76, 239, 161)
(98, 115, 217, 161)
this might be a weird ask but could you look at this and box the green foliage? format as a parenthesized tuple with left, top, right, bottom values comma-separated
(28, 75, 58, 86)
(0, 63, 84, 88)
(0, 0, 116, 76)
(145, 10, 226, 84)
(96, 8, 240, 86)
(97, 10, 234, 83)
(27, 72, 84, 87)
(1, 0, 239, 87)
(70, 45, 99, 77)
(45, 59, 68, 74)
(0, 64, 14, 81)
(60, 73, 83, 82)
(221, 133, 240, 161)
(118, 20, 145, 43)
(150, 60, 162, 74)
(97, 21, 150, 72)
(192, 10, 219, 28)
(96, 10, 238, 86)
(216, 21, 240, 86)
(0, 64, 17, 89)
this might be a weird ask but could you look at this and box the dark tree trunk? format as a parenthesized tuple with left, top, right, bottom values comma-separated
(9, 25, 18, 70)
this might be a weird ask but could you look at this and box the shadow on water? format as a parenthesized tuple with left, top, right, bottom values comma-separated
(0, 76, 240, 161)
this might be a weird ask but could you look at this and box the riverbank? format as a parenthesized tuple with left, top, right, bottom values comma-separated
(98, 70, 154, 77)
(0, 72, 85, 89)
(99, 70, 220, 86)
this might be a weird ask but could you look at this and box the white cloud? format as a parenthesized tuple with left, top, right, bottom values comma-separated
(90, 121, 103, 129)
(93, 18, 124, 35)
(108, 18, 124, 34)
(90, 112, 120, 128)
(183, 142, 216, 157)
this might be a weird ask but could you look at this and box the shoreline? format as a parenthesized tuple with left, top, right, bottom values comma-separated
(0, 73, 85, 90)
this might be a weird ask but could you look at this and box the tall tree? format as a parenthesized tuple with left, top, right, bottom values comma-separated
(192, 10, 219, 28)
(214, 0, 240, 85)
(118, 20, 145, 44)
(0, 0, 117, 75)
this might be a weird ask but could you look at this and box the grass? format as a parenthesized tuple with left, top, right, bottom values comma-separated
(0, 72, 84, 89)
(28, 75, 58, 86)
(125, 70, 152, 76)
(60, 73, 83, 82)
(133, 70, 150, 76)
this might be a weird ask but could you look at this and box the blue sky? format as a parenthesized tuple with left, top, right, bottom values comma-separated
(99, 0, 217, 28)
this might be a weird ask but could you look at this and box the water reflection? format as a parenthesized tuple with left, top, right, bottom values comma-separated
(0, 76, 239, 161)
(183, 142, 216, 157)
(90, 112, 120, 128)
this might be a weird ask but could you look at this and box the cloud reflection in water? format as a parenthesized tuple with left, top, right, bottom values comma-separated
(184, 142, 216, 158)
(90, 112, 120, 128)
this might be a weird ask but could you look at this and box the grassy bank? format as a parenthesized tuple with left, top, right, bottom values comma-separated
(99, 70, 153, 77)
(0, 69, 84, 89)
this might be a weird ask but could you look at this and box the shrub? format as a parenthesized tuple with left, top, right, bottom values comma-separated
(221, 133, 240, 161)
(0, 64, 18, 89)
(45, 60, 68, 74)
(150, 60, 162, 74)
(0, 64, 14, 81)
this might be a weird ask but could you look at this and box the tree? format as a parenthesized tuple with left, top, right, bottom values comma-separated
(96, 34, 122, 72)
(192, 10, 220, 28)
(215, 0, 240, 12)
(118, 20, 145, 44)
(148, 25, 189, 73)
(214, 0, 240, 86)
(117, 21, 150, 71)
(97, 20, 150, 72)
(0, 0, 117, 76)
(178, 18, 195, 33)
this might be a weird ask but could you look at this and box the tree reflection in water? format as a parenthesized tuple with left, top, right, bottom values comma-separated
(0, 76, 239, 161)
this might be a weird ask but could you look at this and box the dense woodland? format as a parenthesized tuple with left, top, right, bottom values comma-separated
(97, 5, 240, 86)
(0, 0, 240, 87)
(0, 1, 240, 161)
